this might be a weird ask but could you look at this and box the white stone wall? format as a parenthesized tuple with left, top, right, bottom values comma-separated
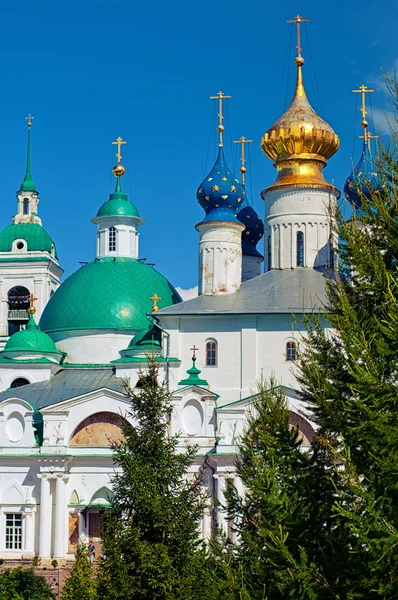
(196, 221, 244, 295)
(263, 188, 337, 270)
(51, 330, 136, 364)
(94, 217, 140, 259)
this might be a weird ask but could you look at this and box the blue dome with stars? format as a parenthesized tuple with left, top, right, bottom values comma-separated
(237, 197, 264, 257)
(197, 146, 244, 223)
(344, 142, 380, 209)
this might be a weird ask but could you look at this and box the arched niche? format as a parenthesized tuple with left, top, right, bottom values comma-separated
(289, 411, 315, 445)
(69, 490, 79, 505)
(90, 486, 113, 506)
(1, 480, 25, 505)
(69, 411, 126, 447)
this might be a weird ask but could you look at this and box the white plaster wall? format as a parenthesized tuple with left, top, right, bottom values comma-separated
(51, 330, 136, 364)
(263, 188, 337, 270)
(196, 222, 244, 295)
(0, 258, 63, 340)
(159, 313, 322, 404)
(0, 399, 37, 447)
(0, 366, 53, 392)
(94, 217, 140, 259)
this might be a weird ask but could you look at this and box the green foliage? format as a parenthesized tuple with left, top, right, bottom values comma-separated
(96, 358, 208, 600)
(0, 567, 55, 600)
(61, 543, 97, 600)
(222, 381, 366, 599)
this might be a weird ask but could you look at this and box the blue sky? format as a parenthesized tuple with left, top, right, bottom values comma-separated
(0, 0, 396, 290)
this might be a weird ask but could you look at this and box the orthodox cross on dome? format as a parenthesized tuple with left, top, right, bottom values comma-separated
(25, 113, 34, 129)
(233, 136, 253, 186)
(210, 90, 231, 146)
(150, 292, 161, 312)
(112, 136, 126, 178)
(353, 85, 375, 146)
(190, 344, 198, 361)
(359, 130, 379, 151)
(287, 14, 310, 58)
(27, 294, 37, 314)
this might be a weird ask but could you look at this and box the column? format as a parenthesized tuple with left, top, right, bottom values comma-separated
(23, 507, 35, 555)
(38, 474, 51, 558)
(54, 474, 68, 558)
(213, 474, 227, 534)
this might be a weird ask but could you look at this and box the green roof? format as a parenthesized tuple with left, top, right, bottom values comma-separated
(0, 223, 57, 258)
(40, 257, 181, 333)
(178, 358, 208, 386)
(4, 314, 58, 354)
(128, 325, 161, 350)
(96, 178, 140, 219)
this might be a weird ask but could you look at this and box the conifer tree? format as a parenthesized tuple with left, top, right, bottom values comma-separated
(96, 358, 208, 600)
(61, 543, 97, 600)
(293, 79, 398, 594)
(222, 381, 374, 599)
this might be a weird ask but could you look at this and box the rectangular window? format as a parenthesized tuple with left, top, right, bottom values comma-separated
(109, 227, 117, 252)
(5, 513, 22, 550)
(205, 341, 217, 366)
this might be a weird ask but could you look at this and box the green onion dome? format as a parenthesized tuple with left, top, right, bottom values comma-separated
(4, 314, 58, 355)
(40, 257, 181, 333)
(0, 223, 57, 257)
(94, 178, 142, 220)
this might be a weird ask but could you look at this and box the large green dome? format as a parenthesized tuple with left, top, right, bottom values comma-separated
(0, 223, 57, 258)
(39, 257, 181, 333)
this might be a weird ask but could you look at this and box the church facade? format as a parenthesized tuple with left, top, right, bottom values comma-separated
(0, 18, 372, 564)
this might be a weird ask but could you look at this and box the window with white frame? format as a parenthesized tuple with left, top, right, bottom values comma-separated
(205, 340, 217, 366)
(286, 341, 297, 361)
(5, 513, 22, 550)
(109, 227, 117, 252)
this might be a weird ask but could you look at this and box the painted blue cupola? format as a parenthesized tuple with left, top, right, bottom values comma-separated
(197, 146, 245, 223)
(344, 141, 381, 209)
(237, 198, 264, 258)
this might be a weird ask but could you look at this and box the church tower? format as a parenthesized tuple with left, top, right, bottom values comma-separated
(196, 92, 245, 295)
(261, 15, 340, 272)
(91, 136, 144, 259)
(0, 116, 63, 346)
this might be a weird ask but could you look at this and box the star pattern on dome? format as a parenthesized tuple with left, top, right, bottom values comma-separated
(196, 146, 245, 224)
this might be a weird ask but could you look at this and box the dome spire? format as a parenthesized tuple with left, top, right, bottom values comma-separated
(344, 85, 380, 208)
(287, 14, 310, 98)
(20, 114, 36, 192)
(210, 91, 231, 146)
(261, 15, 340, 194)
(233, 135, 253, 186)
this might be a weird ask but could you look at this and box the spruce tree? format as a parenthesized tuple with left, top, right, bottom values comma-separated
(294, 80, 398, 595)
(61, 543, 97, 600)
(222, 380, 373, 600)
(96, 358, 207, 600)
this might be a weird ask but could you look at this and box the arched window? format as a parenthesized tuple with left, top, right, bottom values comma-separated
(329, 236, 335, 270)
(205, 340, 217, 366)
(10, 378, 29, 389)
(109, 227, 117, 252)
(296, 231, 304, 267)
(23, 198, 29, 215)
(267, 235, 272, 271)
(286, 341, 297, 361)
(7, 286, 30, 335)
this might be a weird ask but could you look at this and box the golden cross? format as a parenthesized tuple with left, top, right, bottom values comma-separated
(210, 90, 231, 146)
(233, 136, 253, 186)
(353, 85, 374, 144)
(150, 292, 161, 312)
(25, 113, 34, 129)
(190, 345, 198, 360)
(27, 293, 37, 314)
(112, 136, 126, 164)
(287, 14, 310, 57)
(360, 130, 379, 150)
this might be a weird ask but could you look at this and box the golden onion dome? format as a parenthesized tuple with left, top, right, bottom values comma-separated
(261, 56, 340, 195)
